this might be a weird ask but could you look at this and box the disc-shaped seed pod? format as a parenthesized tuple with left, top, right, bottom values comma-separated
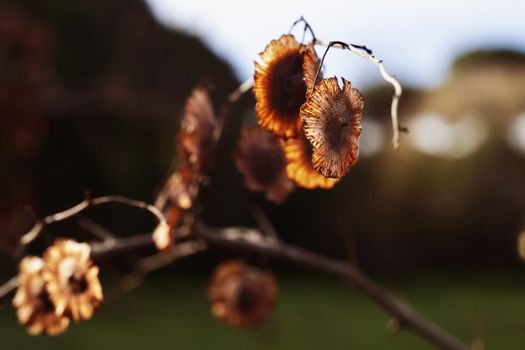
(254, 34, 319, 138)
(178, 87, 218, 173)
(208, 260, 278, 328)
(282, 131, 339, 189)
(234, 127, 294, 203)
(301, 77, 363, 178)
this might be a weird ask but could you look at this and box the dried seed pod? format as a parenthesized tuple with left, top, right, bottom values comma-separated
(152, 220, 172, 252)
(154, 169, 196, 252)
(43, 240, 103, 322)
(208, 260, 278, 328)
(282, 131, 339, 189)
(178, 87, 218, 173)
(13, 257, 70, 336)
(301, 77, 363, 178)
(234, 128, 294, 203)
(302, 44, 321, 96)
(158, 171, 193, 211)
(254, 35, 319, 138)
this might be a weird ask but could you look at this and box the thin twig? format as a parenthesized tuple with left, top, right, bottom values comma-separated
(16, 195, 168, 256)
(250, 205, 279, 242)
(0, 276, 18, 301)
(90, 233, 154, 259)
(289, 16, 317, 43)
(115, 240, 207, 293)
(194, 222, 469, 350)
(78, 216, 116, 242)
(135, 240, 207, 273)
(315, 40, 404, 149)
(214, 78, 253, 142)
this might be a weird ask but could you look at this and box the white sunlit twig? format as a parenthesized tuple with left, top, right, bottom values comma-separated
(314, 40, 404, 149)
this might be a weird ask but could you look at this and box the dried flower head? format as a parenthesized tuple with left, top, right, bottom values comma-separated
(208, 260, 278, 328)
(301, 77, 363, 178)
(43, 240, 103, 322)
(234, 128, 294, 203)
(178, 87, 218, 173)
(13, 257, 69, 336)
(283, 132, 339, 189)
(254, 35, 319, 138)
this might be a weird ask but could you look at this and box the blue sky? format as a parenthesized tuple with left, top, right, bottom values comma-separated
(145, 0, 525, 89)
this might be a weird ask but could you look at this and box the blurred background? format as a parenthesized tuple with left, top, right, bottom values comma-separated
(1, 0, 525, 348)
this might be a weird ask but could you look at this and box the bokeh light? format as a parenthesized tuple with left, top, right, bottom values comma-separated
(506, 112, 525, 154)
(409, 113, 487, 158)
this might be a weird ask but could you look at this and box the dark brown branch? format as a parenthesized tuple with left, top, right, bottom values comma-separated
(0, 234, 203, 302)
(194, 222, 469, 350)
(90, 233, 154, 260)
(1, 194, 469, 350)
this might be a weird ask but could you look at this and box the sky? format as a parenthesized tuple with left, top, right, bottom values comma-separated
(145, 0, 525, 89)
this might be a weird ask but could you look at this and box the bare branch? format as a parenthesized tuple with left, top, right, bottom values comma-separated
(0, 276, 18, 302)
(16, 195, 168, 255)
(250, 205, 280, 242)
(1, 207, 469, 350)
(315, 40, 404, 149)
(135, 240, 207, 273)
(78, 216, 117, 242)
(194, 222, 469, 350)
(1, 235, 204, 303)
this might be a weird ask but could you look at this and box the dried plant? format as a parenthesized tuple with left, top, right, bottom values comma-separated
(208, 260, 277, 328)
(13, 257, 70, 336)
(234, 127, 294, 203)
(43, 240, 103, 322)
(301, 77, 363, 178)
(0, 17, 472, 350)
(282, 131, 339, 189)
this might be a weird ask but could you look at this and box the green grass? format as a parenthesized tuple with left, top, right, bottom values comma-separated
(1, 273, 525, 349)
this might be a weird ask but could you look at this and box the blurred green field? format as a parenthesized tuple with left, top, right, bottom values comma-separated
(1, 273, 524, 349)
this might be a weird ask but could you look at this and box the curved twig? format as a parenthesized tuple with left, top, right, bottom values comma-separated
(314, 40, 404, 149)
(16, 195, 168, 256)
